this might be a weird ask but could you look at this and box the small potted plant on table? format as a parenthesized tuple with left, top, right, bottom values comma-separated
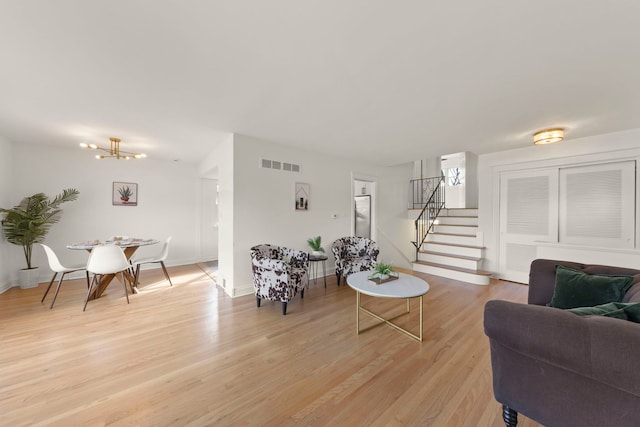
(369, 262, 398, 284)
(306, 236, 325, 257)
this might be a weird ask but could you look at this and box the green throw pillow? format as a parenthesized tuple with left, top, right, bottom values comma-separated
(568, 302, 640, 323)
(549, 265, 634, 309)
(567, 302, 628, 320)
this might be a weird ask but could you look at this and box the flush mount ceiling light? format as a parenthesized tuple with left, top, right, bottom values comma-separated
(533, 128, 564, 145)
(80, 137, 146, 159)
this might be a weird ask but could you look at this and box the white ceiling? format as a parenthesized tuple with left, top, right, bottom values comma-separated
(1, 1, 640, 165)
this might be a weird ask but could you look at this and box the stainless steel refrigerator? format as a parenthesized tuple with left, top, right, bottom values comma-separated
(354, 195, 371, 239)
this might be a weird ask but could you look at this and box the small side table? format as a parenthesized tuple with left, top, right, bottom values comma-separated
(308, 254, 328, 288)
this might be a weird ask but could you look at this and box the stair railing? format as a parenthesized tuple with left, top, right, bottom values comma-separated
(412, 176, 445, 259)
(409, 176, 443, 209)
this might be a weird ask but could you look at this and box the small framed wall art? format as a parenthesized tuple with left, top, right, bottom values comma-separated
(295, 182, 310, 210)
(113, 181, 138, 206)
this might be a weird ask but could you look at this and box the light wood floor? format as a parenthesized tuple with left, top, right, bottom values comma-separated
(0, 265, 542, 426)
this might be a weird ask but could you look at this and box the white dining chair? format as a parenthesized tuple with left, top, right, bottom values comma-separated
(40, 244, 90, 309)
(84, 244, 132, 311)
(131, 236, 173, 287)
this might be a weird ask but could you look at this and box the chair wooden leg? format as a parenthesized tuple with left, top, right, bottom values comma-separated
(502, 405, 518, 427)
(336, 273, 341, 286)
(85, 271, 90, 288)
(41, 273, 58, 303)
(160, 261, 173, 286)
(281, 302, 287, 315)
(300, 289, 304, 299)
(256, 297, 261, 307)
(49, 273, 67, 309)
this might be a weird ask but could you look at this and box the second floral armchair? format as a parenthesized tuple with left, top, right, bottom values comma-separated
(331, 236, 380, 285)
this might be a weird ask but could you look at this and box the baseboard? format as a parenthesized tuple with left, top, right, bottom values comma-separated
(0, 281, 14, 294)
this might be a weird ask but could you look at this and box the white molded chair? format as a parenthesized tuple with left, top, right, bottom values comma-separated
(40, 244, 89, 309)
(84, 244, 132, 311)
(131, 236, 173, 288)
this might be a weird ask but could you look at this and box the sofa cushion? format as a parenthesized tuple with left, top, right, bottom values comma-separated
(549, 265, 634, 309)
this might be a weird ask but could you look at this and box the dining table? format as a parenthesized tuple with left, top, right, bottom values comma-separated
(67, 238, 159, 298)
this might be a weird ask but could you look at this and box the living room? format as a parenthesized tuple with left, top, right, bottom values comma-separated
(2, 2, 640, 426)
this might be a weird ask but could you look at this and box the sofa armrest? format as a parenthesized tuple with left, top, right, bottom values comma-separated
(484, 300, 640, 396)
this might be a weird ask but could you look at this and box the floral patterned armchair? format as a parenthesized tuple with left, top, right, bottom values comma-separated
(250, 244, 309, 315)
(331, 236, 380, 285)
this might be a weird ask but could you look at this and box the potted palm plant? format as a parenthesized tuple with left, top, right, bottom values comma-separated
(306, 236, 325, 257)
(1, 188, 80, 288)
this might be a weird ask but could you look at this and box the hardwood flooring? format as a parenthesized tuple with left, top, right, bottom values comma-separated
(0, 265, 542, 426)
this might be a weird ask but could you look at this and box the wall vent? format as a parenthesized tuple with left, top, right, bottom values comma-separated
(260, 158, 301, 173)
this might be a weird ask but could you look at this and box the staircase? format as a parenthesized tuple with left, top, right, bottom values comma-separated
(411, 208, 491, 285)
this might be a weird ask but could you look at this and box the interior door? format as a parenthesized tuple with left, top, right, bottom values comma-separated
(499, 169, 558, 283)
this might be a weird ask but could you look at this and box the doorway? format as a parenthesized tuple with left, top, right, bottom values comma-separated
(199, 177, 219, 261)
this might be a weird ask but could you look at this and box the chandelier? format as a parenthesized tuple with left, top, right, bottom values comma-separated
(80, 137, 146, 159)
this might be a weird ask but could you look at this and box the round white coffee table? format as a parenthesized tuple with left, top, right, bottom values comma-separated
(346, 271, 430, 342)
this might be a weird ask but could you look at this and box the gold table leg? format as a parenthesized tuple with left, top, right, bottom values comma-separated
(355, 292, 424, 342)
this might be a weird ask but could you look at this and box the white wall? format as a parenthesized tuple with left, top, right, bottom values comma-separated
(199, 178, 219, 260)
(0, 136, 13, 292)
(478, 128, 640, 278)
(221, 134, 413, 297)
(0, 141, 202, 290)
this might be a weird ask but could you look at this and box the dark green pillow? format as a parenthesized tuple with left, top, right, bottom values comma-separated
(567, 302, 628, 320)
(568, 302, 640, 323)
(550, 265, 634, 309)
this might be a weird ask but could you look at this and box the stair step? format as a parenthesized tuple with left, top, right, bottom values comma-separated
(432, 224, 477, 235)
(414, 260, 491, 276)
(421, 242, 484, 258)
(423, 241, 485, 250)
(419, 250, 480, 262)
(417, 251, 481, 270)
(427, 232, 479, 245)
(430, 231, 476, 238)
(412, 261, 491, 285)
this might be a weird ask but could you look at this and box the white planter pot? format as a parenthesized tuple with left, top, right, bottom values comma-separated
(18, 267, 40, 289)
(311, 250, 324, 257)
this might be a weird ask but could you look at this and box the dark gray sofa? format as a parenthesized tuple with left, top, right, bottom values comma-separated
(484, 259, 640, 427)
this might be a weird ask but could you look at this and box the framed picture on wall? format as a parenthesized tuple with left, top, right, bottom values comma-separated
(113, 182, 138, 206)
(295, 182, 310, 210)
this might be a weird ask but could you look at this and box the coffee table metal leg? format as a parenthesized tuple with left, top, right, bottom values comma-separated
(356, 291, 361, 334)
(419, 295, 423, 341)
(356, 293, 424, 342)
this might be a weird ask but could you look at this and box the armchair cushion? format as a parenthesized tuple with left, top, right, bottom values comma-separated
(549, 265, 634, 309)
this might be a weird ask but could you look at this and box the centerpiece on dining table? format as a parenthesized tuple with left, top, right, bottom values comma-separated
(368, 262, 399, 284)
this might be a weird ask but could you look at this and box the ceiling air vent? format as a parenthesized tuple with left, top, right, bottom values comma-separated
(260, 158, 301, 173)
